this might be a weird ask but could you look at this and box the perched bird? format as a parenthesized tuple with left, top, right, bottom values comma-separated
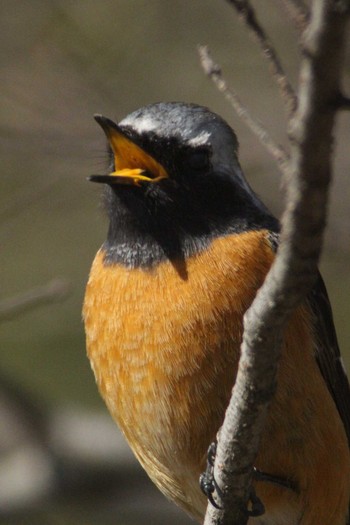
(83, 102, 350, 524)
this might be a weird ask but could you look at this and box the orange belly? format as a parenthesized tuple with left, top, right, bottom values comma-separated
(83, 230, 350, 524)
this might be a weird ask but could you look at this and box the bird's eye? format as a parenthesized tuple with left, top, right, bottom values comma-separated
(187, 149, 211, 171)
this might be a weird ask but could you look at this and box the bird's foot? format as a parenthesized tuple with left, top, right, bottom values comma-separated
(199, 442, 265, 517)
(199, 442, 222, 509)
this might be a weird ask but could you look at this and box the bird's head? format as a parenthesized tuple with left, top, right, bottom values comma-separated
(89, 102, 275, 266)
(91, 102, 242, 183)
(91, 101, 268, 210)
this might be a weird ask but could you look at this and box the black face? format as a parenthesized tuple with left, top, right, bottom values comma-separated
(107, 121, 213, 189)
(91, 102, 278, 270)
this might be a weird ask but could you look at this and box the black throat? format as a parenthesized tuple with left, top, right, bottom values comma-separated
(102, 181, 278, 274)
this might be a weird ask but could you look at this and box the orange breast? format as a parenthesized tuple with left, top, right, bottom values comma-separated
(83, 229, 350, 524)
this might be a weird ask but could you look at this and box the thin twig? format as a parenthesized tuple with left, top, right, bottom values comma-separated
(226, 0, 298, 115)
(203, 1, 349, 524)
(0, 278, 70, 321)
(277, 0, 310, 32)
(198, 45, 289, 171)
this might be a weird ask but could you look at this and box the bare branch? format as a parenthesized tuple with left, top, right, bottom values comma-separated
(226, 0, 298, 115)
(198, 45, 289, 170)
(277, 0, 310, 32)
(204, 2, 349, 524)
(0, 278, 70, 322)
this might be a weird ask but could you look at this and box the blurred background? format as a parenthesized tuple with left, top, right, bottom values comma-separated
(1, 1, 349, 524)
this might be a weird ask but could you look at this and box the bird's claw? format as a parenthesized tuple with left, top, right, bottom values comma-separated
(199, 442, 265, 517)
(199, 442, 222, 509)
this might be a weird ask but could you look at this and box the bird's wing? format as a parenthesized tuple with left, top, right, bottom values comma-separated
(267, 231, 350, 444)
(307, 274, 350, 446)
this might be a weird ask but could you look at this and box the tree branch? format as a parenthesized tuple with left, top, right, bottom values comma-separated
(0, 278, 70, 322)
(198, 45, 290, 171)
(277, 0, 310, 32)
(226, 0, 298, 115)
(203, 2, 349, 524)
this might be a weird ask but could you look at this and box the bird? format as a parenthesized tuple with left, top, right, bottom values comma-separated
(83, 102, 350, 524)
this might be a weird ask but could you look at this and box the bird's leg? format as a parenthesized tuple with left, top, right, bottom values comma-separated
(247, 485, 265, 517)
(253, 467, 298, 492)
(199, 442, 265, 516)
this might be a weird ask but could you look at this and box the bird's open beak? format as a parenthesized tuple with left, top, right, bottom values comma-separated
(89, 115, 169, 186)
